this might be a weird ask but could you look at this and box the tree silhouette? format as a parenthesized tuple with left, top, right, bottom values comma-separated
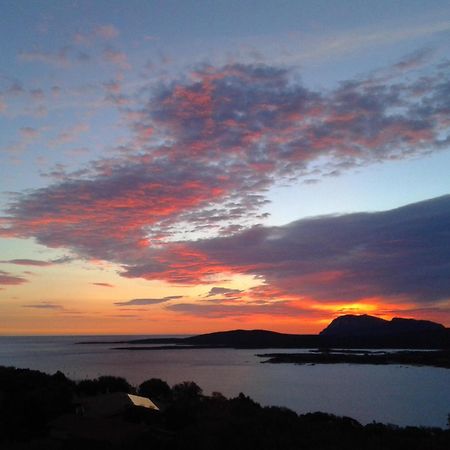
(138, 378, 172, 405)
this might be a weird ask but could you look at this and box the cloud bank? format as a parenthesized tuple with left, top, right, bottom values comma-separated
(0, 270, 28, 286)
(1, 59, 450, 316)
(114, 295, 182, 306)
(128, 195, 450, 309)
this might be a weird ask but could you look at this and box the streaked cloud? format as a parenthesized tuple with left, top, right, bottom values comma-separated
(22, 302, 63, 309)
(1, 259, 53, 267)
(167, 301, 316, 319)
(288, 20, 450, 64)
(92, 282, 115, 287)
(0, 270, 28, 285)
(19, 49, 70, 67)
(18, 47, 89, 68)
(206, 287, 243, 297)
(0, 256, 72, 267)
(114, 295, 182, 306)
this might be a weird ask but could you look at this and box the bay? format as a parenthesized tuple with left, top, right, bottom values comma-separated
(0, 335, 448, 428)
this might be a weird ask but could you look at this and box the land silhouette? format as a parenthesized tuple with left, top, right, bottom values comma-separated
(1, 365, 449, 449)
(1, 315, 449, 448)
(80, 315, 450, 368)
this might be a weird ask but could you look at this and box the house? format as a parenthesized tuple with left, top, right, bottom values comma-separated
(78, 392, 159, 418)
(50, 392, 160, 446)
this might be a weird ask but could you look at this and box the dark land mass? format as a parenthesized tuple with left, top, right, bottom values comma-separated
(114, 346, 450, 369)
(258, 349, 450, 369)
(1, 365, 449, 450)
(79, 314, 450, 350)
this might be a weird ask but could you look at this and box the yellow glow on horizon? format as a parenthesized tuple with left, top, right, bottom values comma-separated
(312, 302, 378, 314)
(1, 249, 448, 335)
(0, 259, 266, 335)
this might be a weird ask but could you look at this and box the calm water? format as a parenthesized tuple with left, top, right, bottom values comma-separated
(0, 335, 448, 428)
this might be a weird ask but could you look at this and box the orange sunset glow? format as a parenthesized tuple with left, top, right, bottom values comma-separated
(1, 1, 450, 337)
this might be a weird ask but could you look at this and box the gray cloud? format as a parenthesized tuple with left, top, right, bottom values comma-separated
(92, 282, 114, 287)
(167, 301, 317, 319)
(114, 295, 182, 306)
(22, 302, 63, 309)
(127, 195, 450, 308)
(1, 57, 450, 310)
(193, 195, 450, 303)
(0, 256, 72, 267)
(206, 287, 243, 297)
(1, 259, 53, 267)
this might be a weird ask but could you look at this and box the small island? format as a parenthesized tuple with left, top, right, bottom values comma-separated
(257, 349, 450, 369)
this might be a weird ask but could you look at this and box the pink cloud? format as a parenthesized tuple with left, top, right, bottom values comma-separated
(95, 25, 120, 39)
(20, 127, 40, 139)
(19, 49, 69, 67)
(0, 270, 28, 285)
(0, 98, 7, 113)
(2, 57, 450, 323)
(1, 259, 52, 267)
(103, 48, 131, 70)
(48, 123, 89, 148)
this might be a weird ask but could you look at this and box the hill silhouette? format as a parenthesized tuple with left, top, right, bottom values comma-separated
(317, 314, 449, 348)
(320, 314, 446, 336)
(103, 314, 449, 350)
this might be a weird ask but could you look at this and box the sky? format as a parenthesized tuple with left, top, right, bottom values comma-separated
(1, 0, 450, 335)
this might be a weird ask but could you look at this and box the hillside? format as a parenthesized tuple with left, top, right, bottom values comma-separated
(320, 314, 446, 336)
(81, 315, 450, 349)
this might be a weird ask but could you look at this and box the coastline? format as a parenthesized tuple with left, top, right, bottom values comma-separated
(1, 330, 449, 429)
(1, 365, 449, 449)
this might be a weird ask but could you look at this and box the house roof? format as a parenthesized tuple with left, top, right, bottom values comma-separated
(80, 392, 159, 418)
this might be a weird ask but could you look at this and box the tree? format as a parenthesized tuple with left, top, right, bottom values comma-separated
(77, 375, 134, 396)
(172, 381, 203, 402)
(138, 378, 172, 404)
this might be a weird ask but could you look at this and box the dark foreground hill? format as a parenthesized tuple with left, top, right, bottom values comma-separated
(99, 314, 449, 350)
(1, 365, 449, 450)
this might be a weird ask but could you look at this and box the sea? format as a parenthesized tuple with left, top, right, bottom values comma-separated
(0, 335, 449, 428)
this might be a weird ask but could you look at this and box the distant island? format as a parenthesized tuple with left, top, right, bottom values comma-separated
(257, 349, 450, 369)
(81, 314, 450, 350)
(78, 315, 450, 369)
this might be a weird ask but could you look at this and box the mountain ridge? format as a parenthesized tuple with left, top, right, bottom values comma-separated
(103, 314, 449, 349)
(319, 314, 445, 337)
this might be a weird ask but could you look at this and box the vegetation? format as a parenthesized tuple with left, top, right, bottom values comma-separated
(0, 365, 448, 449)
(138, 378, 172, 406)
(77, 375, 135, 396)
